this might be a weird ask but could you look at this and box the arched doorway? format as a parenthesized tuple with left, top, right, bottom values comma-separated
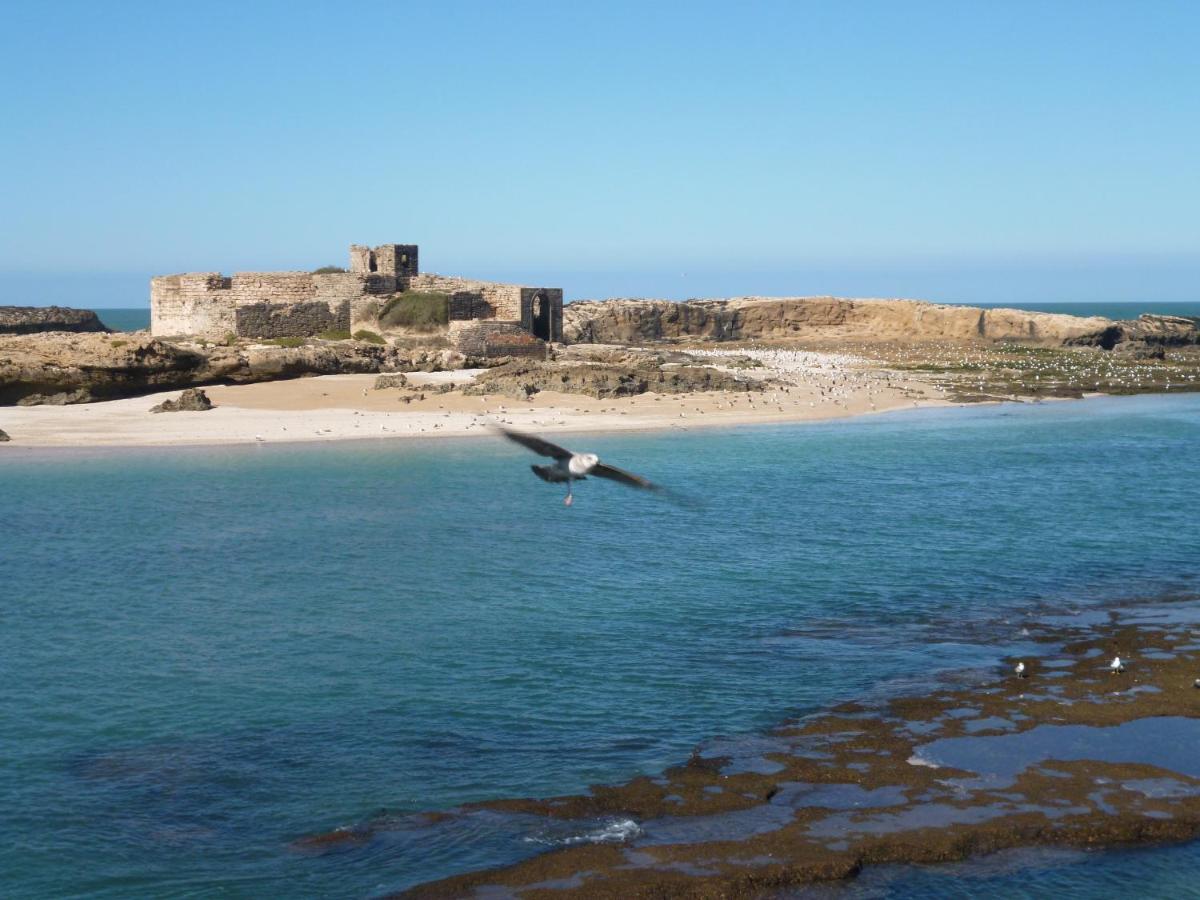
(530, 293, 550, 340)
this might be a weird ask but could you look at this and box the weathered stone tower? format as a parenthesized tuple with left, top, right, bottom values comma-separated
(349, 244, 419, 278)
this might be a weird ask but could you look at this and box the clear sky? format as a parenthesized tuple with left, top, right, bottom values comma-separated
(1, 0, 1197, 307)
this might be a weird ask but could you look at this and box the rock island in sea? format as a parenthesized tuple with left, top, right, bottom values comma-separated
(1, 241, 1198, 447)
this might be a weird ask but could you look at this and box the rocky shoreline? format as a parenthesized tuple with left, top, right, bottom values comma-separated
(0, 305, 108, 336)
(287, 597, 1200, 898)
(2, 300, 1197, 410)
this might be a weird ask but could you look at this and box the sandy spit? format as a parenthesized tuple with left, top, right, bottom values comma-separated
(0, 353, 952, 449)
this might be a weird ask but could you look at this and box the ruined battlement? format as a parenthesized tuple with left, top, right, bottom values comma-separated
(150, 244, 563, 350)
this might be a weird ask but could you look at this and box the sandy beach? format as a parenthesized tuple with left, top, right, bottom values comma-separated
(0, 349, 951, 448)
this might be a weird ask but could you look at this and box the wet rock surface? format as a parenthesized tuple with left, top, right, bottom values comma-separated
(291, 598, 1200, 898)
(0, 427, 9, 442)
(150, 388, 213, 413)
(0, 305, 109, 335)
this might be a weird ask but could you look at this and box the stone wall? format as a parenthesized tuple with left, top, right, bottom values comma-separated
(235, 301, 350, 339)
(448, 321, 547, 359)
(151, 244, 563, 343)
(448, 291, 491, 321)
(408, 274, 524, 321)
(151, 271, 394, 339)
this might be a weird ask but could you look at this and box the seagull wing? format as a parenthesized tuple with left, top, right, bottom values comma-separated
(591, 462, 662, 493)
(495, 426, 573, 460)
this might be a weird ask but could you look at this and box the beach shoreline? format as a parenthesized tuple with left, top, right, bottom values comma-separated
(0, 351, 956, 449)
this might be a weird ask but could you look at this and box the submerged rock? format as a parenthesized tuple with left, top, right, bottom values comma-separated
(150, 388, 213, 413)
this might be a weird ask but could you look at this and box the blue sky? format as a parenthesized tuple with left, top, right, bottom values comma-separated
(1, 0, 1197, 306)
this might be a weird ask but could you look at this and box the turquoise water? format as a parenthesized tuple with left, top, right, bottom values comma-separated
(969, 300, 1200, 320)
(3, 394, 1200, 897)
(95, 308, 151, 332)
(77, 302, 1200, 335)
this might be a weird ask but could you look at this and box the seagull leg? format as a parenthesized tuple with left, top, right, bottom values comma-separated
(564, 478, 574, 507)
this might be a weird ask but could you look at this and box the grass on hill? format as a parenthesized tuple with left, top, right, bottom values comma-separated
(312, 265, 347, 274)
(379, 291, 449, 332)
(319, 329, 352, 341)
(353, 330, 386, 344)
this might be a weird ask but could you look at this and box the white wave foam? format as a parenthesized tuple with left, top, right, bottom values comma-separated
(907, 753, 941, 769)
(523, 820, 638, 849)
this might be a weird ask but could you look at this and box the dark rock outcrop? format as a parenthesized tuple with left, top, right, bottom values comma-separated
(0, 306, 109, 335)
(150, 388, 213, 413)
(373, 374, 409, 390)
(1065, 314, 1200, 350)
(0, 428, 9, 442)
(464, 359, 767, 400)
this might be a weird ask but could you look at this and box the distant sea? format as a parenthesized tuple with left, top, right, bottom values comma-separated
(96, 308, 151, 331)
(3, 394, 1200, 897)
(970, 300, 1200, 320)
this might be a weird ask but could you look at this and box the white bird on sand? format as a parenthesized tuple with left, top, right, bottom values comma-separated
(495, 426, 663, 507)
(1015, 661, 1027, 678)
(1110, 655, 1125, 674)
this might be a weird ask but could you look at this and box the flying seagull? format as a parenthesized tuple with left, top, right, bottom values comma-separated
(494, 426, 663, 506)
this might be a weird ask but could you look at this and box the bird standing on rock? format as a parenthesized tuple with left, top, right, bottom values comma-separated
(494, 426, 663, 507)
(1110, 656, 1125, 674)
(1015, 662, 1027, 678)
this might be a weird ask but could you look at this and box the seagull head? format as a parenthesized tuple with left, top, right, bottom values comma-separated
(579, 453, 599, 468)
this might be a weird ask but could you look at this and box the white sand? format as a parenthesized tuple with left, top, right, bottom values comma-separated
(0, 353, 951, 448)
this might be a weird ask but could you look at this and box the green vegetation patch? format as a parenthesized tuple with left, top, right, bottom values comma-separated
(319, 329, 352, 341)
(353, 329, 386, 344)
(312, 265, 347, 274)
(379, 291, 449, 332)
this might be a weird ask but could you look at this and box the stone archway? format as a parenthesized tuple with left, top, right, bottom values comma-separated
(530, 292, 550, 340)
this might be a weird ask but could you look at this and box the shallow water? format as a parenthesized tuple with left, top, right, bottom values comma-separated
(3, 393, 1200, 897)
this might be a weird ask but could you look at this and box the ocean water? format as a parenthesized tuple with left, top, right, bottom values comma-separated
(969, 300, 1200, 320)
(95, 308, 151, 332)
(3, 394, 1200, 898)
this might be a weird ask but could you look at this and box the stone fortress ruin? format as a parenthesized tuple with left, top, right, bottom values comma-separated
(150, 244, 563, 357)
